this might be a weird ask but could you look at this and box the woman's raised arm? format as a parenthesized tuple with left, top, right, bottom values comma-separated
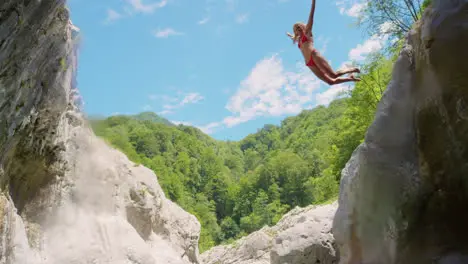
(305, 0, 316, 33)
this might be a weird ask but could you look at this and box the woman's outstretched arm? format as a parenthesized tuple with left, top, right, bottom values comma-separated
(305, 0, 316, 33)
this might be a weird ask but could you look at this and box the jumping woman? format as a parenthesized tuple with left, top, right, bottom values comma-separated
(287, 0, 361, 86)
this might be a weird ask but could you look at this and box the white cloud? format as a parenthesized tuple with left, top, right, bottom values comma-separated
(104, 9, 123, 23)
(221, 55, 321, 127)
(197, 0, 252, 31)
(171, 120, 222, 134)
(379, 21, 395, 35)
(198, 17, 210, 25)
(336, 1, 346, 14)
(336, 0, 367, 18)
(171, 120, 193, 126)
(157, 110, 172, 115)
(315, 84, 350, 106)
(339, 60, 353, 70)
(336, 7, 392, 64)
(193, 53, 362, 132)
(153, 92, 204, 115)
(180, 93, 204, 106)
(104, 0, 167, 24)
(126, 0, 167, 14)
(197, 122, 222, 134)
(346, 3, 366, 17)
(153, 28, 184, 38)
(171, 120, 221, 134)
(235, 13, 249, 24)
(348, 34, 388, 61)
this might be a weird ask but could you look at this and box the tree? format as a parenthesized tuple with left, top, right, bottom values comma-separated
(243, 149, 261, 172)
(252, 190, 270, 224)
(359, 0, 432, 42)
(266, 152, 311, 207)
(192, 194, 222, 252)
(220, 217, 240, 241)
(224, 153, 244, 179)
(266, 200, 289, 224)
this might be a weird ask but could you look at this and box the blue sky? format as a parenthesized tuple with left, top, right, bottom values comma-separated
(67, 0, 385, 141)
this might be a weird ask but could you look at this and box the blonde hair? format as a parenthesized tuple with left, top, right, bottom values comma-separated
(287, 22, 306, 44)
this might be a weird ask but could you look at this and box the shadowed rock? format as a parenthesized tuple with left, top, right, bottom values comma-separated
(332, 1, 468, 263)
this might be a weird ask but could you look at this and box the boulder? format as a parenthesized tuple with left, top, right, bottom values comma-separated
(200, 202, 338, 264)
(332, 1, 468, 263)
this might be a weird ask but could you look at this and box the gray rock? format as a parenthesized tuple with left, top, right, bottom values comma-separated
(271, 203, 337, 264)
(0, 1, 200, 263)
(200, 202, 338, 264)
(332, 0, 468, 263)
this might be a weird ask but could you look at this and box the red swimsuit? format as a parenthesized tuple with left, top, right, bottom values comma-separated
(298, 34, 317, 67)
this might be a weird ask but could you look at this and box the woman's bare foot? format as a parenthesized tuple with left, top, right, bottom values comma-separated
(349, 74, 361, 82)
(344, 68, 360, 77)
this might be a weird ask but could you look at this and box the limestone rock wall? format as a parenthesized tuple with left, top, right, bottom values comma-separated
(332, 1, 468, 263)
(0, 1, 201, 263)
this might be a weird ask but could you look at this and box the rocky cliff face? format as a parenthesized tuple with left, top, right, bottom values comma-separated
(200, 202, 338, 264)
(0, 1, 200, 263)
(333, 1, 468, 263)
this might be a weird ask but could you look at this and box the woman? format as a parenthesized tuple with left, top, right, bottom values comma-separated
(287, 0, 361, 85)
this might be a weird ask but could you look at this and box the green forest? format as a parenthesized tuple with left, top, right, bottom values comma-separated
(90, 0, 431, 253)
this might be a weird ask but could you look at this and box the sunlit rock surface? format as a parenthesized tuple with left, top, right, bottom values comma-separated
(200, 202, 338, 264)
(0, 1, 200, 263)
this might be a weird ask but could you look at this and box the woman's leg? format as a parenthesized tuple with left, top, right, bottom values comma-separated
(335, 67, 360, 76)
(308, 66, 360, 86)
(311, 50, 360, 78)
(309, 65, 333, 83)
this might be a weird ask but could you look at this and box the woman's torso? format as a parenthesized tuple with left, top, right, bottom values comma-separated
(298, 32, 315, 63)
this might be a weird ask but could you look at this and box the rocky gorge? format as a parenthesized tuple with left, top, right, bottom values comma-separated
(0, 0, 467, 263)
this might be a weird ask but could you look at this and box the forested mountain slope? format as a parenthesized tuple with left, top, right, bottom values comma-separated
(90, 94, 385, 251)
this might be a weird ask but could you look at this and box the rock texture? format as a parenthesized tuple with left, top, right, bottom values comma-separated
(332, 1, 468, 263)
(0, 1, 200, 263)
(200, 202, 338, 264)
